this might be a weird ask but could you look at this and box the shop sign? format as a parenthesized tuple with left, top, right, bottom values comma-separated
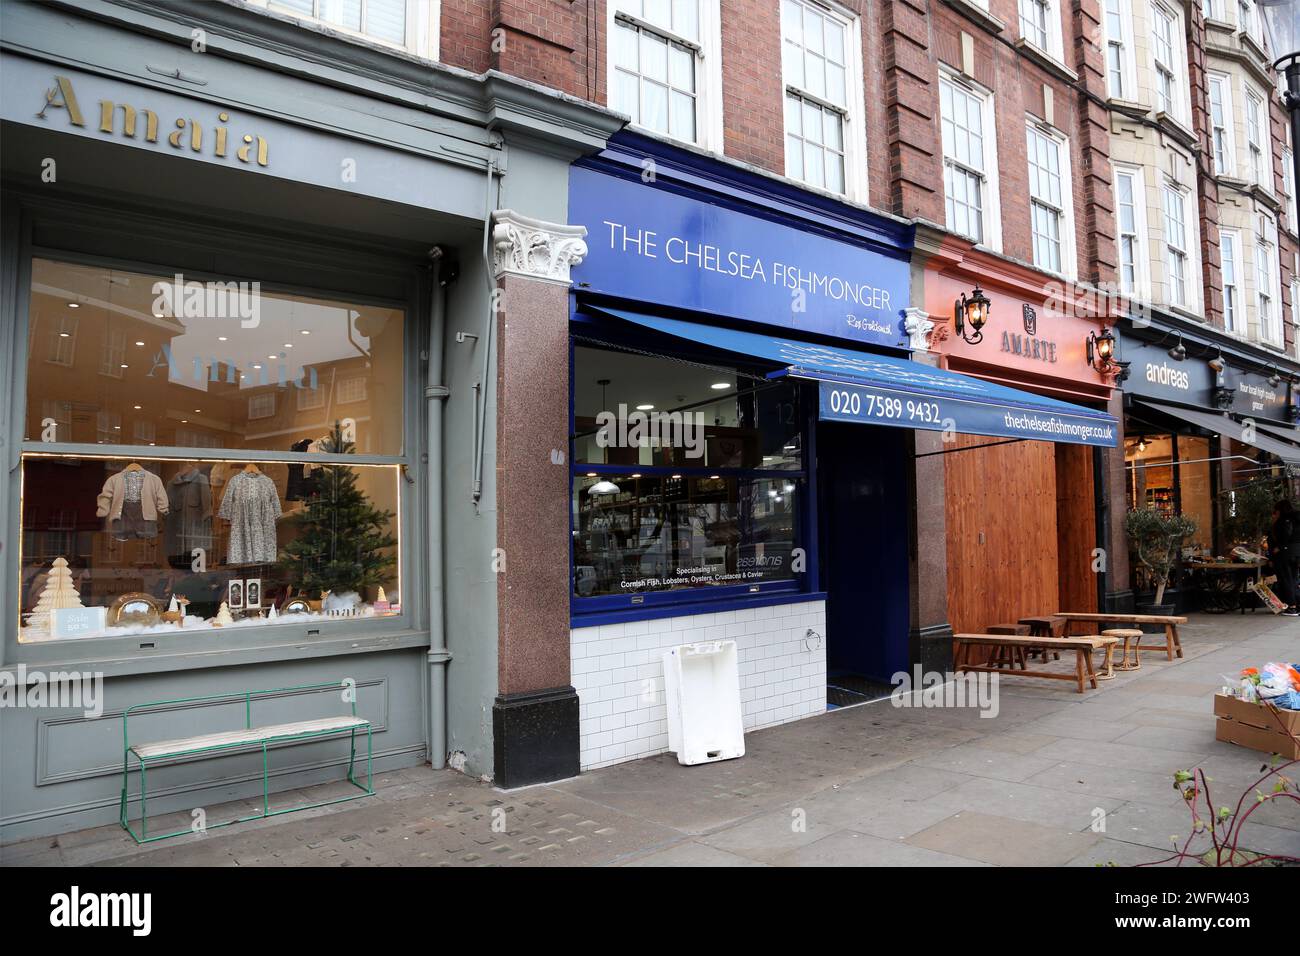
(36, 73, 268, 166)
(817, 380, 1117, 447)
(569, 167, 910, 349)
(1119, 338, 1214, 404)
(1222, 367, 1289, 421)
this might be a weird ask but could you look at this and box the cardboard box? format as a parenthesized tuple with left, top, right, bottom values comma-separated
(1213, 694, 1300, 760)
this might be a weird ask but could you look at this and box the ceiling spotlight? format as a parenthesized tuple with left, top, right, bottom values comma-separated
(636, 404, 655, 411)
(67, 302, 79, 309)
(710, 382, 730, 390)
(135, 341, 145, 347)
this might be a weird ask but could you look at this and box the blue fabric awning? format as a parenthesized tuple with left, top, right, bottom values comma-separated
(588, 307, 1118, 447)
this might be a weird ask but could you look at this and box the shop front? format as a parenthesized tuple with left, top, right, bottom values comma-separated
(1118, 325, 1300, 609)
(562, 135, 1119, 771)
(914, 229, 1126, 629)
(0, 1, 619, 839)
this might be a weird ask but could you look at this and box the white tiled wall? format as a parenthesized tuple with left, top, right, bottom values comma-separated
(571, 599, 827, 770)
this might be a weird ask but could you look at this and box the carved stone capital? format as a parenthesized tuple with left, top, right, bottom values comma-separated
(491, 209, 588, 285)
(903, 307, 936, 351)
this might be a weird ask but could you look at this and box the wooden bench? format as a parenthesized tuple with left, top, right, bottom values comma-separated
(1054, 612, 1187, 661)
(954, 634, 1119, 694)
(119, 680, 374, 844)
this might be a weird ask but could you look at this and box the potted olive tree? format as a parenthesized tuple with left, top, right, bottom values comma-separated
(1125, 508, 1198, 617)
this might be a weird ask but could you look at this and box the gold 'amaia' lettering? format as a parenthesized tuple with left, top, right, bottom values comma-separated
(99, 102, 159, 142)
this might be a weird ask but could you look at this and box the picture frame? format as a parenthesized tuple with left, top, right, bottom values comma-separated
(227, 578, 244, 610)
(245, 578, 261, 609)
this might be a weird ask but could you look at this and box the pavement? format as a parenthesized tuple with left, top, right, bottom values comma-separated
(3, 612, 1298, 867)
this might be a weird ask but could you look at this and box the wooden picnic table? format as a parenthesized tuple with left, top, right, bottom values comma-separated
(1053, 612, 1187, 661)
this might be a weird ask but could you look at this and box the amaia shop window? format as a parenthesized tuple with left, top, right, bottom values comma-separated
(18, 258, 405, 644)
(571, 343, 808, 612)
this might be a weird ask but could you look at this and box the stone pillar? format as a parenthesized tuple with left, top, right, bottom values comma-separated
(489, 209, 587, 788)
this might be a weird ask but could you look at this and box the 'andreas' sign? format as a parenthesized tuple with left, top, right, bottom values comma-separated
(37, 74, 269, 166)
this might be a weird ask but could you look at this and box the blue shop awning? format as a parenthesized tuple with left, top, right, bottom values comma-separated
(588, 307, 1118, 447)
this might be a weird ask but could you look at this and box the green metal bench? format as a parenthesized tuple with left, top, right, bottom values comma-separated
(119, 680, 374, 844)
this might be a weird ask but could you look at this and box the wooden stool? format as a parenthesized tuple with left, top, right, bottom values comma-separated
(987, 624, 1029, 670)
(1102, 628, 1144, 671)
(1018, 616, 1064, 661)
(1091, 635, 1120, 680)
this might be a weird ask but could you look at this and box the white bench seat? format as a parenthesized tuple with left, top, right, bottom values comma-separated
(130, 715, 370, 760)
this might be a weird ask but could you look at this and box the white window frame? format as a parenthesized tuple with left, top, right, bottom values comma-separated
(297, 385, 326, 411)
(1149, 2, 1190, 126)
(608, 0, 725, 153)
(1025, 121, 1077, 279)
(1292, 250, 1300, 359)
(1203, 0, 1224, 21)
(1285, 147, 1298, 233)
(1221, 228, 1244, 334)
(248, 392, 277, 420)
(939, 70, 1002, 252)
(1018, 0, 1064, 62)
(778, 0, 868, 200)
(1113, 164, 1149, 296)
(1101, 0, 1136, 101)
(46, 314, 77, 367)
(1238, 0, 1260, 42)
(337, 376, 369, 404)
(253, 0, 439, 59)
(1245, 86, 1268, 189)
(1162, 183, 1195, 311)
(98, 327, 126, 380)
(1207, 73, 1236, 178)
(1255, 213, 1285, 346)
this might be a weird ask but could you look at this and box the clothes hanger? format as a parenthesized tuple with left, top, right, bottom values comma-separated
(125, 462, 143, 472)
(243, 463, 261, 473)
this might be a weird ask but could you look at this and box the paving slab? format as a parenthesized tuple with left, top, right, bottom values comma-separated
(905, 811, 1101, 866)
(771, 828, 988, 866)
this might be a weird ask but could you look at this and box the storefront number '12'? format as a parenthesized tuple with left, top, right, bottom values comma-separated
(827, 388, 939, 424)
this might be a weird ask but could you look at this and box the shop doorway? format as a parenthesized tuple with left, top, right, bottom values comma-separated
(817, 422, 910, 707)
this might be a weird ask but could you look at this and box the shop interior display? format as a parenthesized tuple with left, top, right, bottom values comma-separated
(24, 556, 84, 634)
(18, 446, 401, 643)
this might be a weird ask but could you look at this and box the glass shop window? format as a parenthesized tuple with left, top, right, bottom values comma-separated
(24, 259, 405, 456)
(571, 345, 805, 600)
(18, 453, 402, 643)
(17, 257, 408, 645)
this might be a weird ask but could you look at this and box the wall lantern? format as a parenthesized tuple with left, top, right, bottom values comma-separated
(1085, 325, 1118, 371)
(954, 284, 991, 345)
(1167, 334, 1187, 361)
(1268, 366, 1282, 388)
(1207, 348, 1226, 374)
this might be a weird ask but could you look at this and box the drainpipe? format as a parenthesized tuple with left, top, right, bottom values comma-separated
(471, 158, 499, 508)
(426, 249, 451, 769)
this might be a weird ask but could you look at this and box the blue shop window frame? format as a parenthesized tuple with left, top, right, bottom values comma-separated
(568, 325, 823, 628)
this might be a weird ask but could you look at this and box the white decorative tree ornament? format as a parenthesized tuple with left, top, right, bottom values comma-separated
(26, 557, 83, 633)
(212, 602, 235, 627)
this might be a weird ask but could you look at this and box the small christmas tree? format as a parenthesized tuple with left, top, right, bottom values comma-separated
(26, 557, 84, 633)
(280, 423, 397, 597)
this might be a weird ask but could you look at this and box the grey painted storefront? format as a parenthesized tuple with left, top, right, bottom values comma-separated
(0, 0, 618, 841)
